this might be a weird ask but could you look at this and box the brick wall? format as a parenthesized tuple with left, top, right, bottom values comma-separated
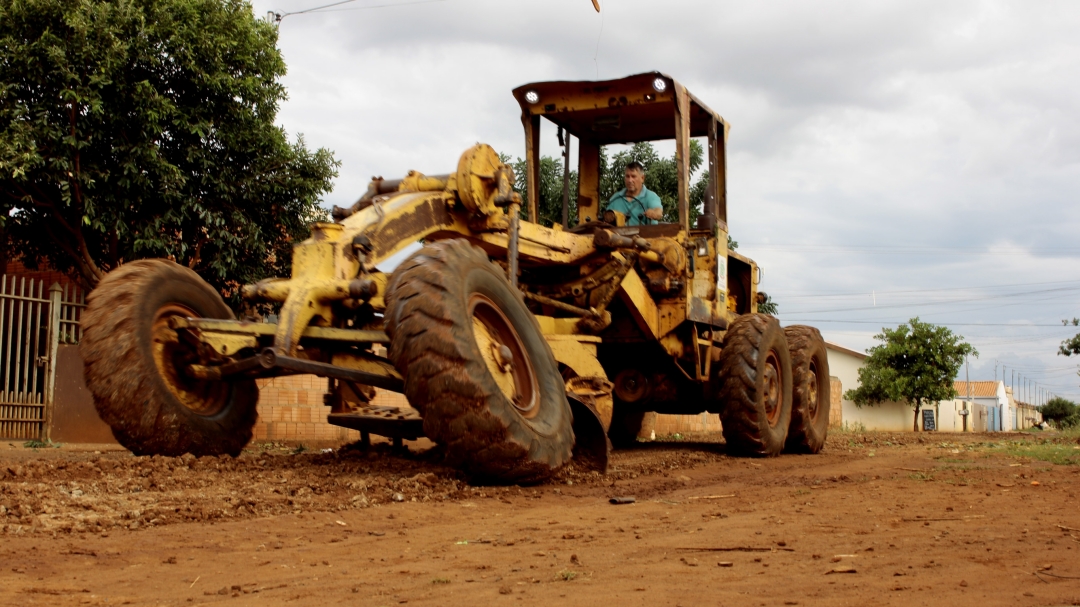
(253, 375, 411, 444)
(653, 413, 723, 436)
(829, 376, 843, 428)
(4, 258, 79, 289)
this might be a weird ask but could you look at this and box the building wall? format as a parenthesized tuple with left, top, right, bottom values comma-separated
(827, 345, 912, 431)
(4, 259, 78, 289)
(254, 376, 410, 443)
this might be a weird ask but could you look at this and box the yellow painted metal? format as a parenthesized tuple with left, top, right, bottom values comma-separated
(476, 221, 595, 264)
(473, 316, 517, 401)
(454, 144, 506, 216)
(546, 338, 612, 430)
(171, 317, 388, 343)
(397, 171, 449, 194)
(329, 351, 403, 382)
(615, 267, 659, 340)
(673, 84, 691, 229)
(274, 233, 343, 355)
(535, 315, 597, 338)
(199, 332, 257, 357)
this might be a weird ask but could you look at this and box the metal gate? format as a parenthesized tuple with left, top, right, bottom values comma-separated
(0, 275, 84, 440)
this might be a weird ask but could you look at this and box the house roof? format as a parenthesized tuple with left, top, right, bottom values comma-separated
(824, 341, 867, 360)
(953, 381, 1000, 398)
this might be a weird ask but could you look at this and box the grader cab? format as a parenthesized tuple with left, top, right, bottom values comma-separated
(81, 72, 831, 483)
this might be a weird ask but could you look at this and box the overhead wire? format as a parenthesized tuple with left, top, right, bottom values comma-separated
(270, 0, 444, 21)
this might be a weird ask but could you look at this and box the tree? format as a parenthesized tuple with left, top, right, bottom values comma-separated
(507, 154, 578, 229)
(1059, 318, 1080, 357)
(0, 0, 338, 297)
(844, 317, 977, 432)
(1038, 397, 1078, 429)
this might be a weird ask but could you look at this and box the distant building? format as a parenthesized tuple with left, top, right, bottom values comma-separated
(951, 381, 1010, 431)
(825, 342, 912, 431)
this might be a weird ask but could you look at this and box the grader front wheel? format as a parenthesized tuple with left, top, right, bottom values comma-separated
(81, 259, 258, 457)
(385, 240, 574, 484)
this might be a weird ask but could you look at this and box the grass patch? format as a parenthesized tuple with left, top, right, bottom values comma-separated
(23, 439, 61, 449)
(833, 421, 867, 434)
(557, 570, 579, 582)
(908, 472, 935, 482)
(1003, 443, 1080, 466)
(431, 578, 451, 585)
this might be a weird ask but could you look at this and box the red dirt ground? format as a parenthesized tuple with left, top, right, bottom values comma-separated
(2, 431, 1079, 606)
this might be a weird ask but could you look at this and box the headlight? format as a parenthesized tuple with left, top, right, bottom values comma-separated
(524, 90, 539, 104)
(652, 78, 667, 92)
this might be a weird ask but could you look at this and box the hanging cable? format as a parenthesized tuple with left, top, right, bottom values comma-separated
(269, 0, 445, 23)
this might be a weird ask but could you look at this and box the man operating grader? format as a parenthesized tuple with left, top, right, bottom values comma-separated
(605, 161, 664, 226)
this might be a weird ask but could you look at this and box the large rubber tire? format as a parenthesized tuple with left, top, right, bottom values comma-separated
(384, 240, 574, 484)
(784, 326, 831, 454)
(718, 314, 793, 457)
(81, 259, 258, 457)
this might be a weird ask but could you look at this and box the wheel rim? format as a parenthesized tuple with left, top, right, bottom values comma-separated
(763, 349, 783, 427)
(468, 293, 540, 419)
(806, 360, 819, 422)
(151, 303, 229, 416)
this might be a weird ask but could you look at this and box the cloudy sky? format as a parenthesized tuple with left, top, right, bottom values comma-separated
(248, 0, 1080, 401)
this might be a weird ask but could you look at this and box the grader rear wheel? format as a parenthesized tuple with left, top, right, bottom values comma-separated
(718, 314, 793, 457)
(385, 239, 574, 484)
(80, 259, 258, 457)
(784, 326, 831, 454)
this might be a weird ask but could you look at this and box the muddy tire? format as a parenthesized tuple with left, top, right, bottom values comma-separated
(385, 239, 574, 484)
(81, 259, 258, 457)
(718, 314, 792, 457)
(783, 326, 830, 454)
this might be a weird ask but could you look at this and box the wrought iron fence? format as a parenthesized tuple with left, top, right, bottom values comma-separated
(0, 276, 85, 440)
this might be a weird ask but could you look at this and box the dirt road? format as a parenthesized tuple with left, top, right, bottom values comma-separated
(1, 431, 1079, 606)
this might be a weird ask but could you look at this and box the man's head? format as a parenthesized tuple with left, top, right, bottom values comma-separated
(623, 161, 644, 196)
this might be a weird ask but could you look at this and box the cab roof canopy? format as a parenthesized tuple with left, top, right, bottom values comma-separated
(512, 72, 729, 231)
(512, 72, 725, 145)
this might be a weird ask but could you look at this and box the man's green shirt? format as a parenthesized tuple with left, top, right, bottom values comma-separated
(606, 186, 663, 226)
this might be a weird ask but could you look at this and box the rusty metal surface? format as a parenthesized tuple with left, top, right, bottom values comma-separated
(327, 405, 423, 441)
(512, 72, 727, 145)
(49, 344, 117, 445)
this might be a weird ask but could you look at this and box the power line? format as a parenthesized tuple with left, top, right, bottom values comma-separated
(768, 278, 1080, 299)
(268, 0, 444, 22)
(743, 244, 1080, 256)
(785, 320, 1078, 327)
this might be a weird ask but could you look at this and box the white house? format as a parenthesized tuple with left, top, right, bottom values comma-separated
(825, 342, 913, 431)
(824, 343, 1010, 432)
(951, 381, 1010, 431)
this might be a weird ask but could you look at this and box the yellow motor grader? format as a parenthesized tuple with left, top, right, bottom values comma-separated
(81, 72, 830, 483)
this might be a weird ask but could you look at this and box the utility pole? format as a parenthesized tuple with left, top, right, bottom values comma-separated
(964, 358, 971, 432)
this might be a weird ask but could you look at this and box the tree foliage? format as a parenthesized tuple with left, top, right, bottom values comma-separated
(844, 317, 977, 431)
(1059, 318, 1080, 357)
(0, 0, 338, 296)
(1038, 397, 1078, 429)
